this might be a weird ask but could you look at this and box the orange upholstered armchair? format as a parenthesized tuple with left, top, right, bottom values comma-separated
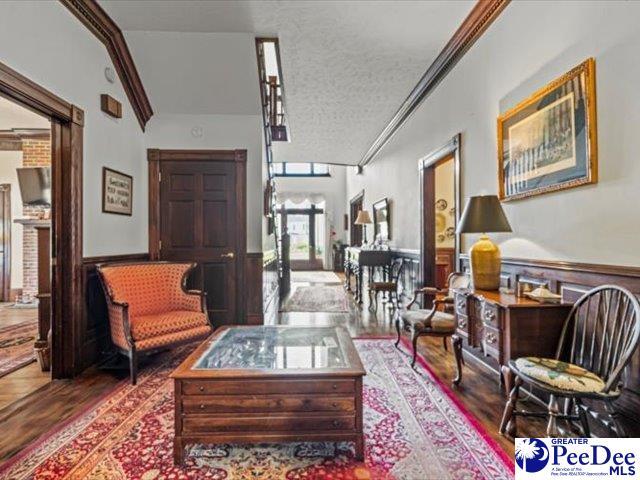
(97, 261, 213, 384)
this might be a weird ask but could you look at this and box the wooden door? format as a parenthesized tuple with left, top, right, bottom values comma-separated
(349, 192, 364, 246)
(159, 160, 241, 326)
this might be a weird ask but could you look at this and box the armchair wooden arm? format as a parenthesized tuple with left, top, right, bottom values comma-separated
(186, 290, 211, 327)
(407, 288, 453, 310)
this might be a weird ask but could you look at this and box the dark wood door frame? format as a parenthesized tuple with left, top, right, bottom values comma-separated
(147, 148, 247, 322)
(0, 184, 10, 301)
(277, 205, 324, 270)
(419, 133, 461, 288)
(0, 61, 84, 378)
(349, 190, 364, 246)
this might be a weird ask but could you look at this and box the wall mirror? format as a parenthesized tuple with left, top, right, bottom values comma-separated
(372, 197, 390, 243)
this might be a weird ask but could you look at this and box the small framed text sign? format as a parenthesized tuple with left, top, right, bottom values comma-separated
(102, 167, 133, 215)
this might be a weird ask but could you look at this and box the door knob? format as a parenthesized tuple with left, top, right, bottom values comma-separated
(221, 252, 235, 259)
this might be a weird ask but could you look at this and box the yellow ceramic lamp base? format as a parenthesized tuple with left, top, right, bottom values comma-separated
(469, 234, 501, 290)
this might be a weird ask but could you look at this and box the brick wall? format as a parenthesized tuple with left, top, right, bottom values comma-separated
(21, 138, 50, 298)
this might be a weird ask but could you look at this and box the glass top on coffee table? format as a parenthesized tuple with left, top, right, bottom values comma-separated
(193, 326, 354, 371)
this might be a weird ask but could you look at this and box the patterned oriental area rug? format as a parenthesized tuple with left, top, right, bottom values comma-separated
(281, 285, 350, 313)
(290, 271, 342, 284)
(0, 320, 37, 378)
(0, 338, 514, 480)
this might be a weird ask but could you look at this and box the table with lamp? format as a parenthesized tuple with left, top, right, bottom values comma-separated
(454, 195, 573, 393)
(343, 209, 392, 304)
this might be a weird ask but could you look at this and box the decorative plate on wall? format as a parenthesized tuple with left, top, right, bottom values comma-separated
(445, 227, 455, 239)
(436, 198, 448, 211)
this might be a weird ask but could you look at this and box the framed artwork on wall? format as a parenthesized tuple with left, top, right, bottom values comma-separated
(497, 58, 597, 201)
(372, 197, 390, 242)
(102, 167, 133, 215)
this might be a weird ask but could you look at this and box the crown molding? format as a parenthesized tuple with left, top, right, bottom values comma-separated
(60, 0, 153, 131)
(359, 0, 510, 167)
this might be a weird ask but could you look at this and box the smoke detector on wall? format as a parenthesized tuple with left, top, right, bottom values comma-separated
(104, 67, 116, 84)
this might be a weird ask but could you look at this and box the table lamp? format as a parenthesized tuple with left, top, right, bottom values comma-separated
(456, 195, 512, 290)
(354, 210, 373, 246)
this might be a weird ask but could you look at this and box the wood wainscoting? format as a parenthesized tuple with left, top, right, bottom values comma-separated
(81, 253, 149, 369)
(245, 252, 264, 326)
(460, 254, 640, 434)
(391, 248, 454, 303)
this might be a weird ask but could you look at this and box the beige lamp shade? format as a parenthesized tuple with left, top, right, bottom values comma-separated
(354, 210, 373, 225)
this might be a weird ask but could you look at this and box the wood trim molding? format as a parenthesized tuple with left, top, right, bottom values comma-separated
(148, 149, 247, 162)
(419, 133, 461, 286)
(0, 63, 73, 121)
(460, 254, 640, 279)
(83, 252, 149, 265)
(60, 0, 153, 130)
(0, 60, 86, 378)
(359, 0, 510, 166)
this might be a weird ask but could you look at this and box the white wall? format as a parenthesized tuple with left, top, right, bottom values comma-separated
(0, 1, 148, 257)
(0, 152, 23, 289)
(347, 1, 640, 267)
(124, 31, 261, 116)
(144, 113, 264, 252)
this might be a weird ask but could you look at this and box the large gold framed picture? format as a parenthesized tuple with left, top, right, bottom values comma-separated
(497, 58, 597, 201)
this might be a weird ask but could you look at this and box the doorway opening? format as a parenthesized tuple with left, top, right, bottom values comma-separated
(0, 95, 53, 407)
(420, 134, 461, 291)
(349, 190, 364, 246)
(277, 199, 325, 271)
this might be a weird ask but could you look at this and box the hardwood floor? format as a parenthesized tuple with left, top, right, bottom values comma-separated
(0, 273, 552, 466)
(0, 303, 50, 410)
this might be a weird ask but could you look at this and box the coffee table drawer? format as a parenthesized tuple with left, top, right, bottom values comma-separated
(182, 379, 355, 395)
(183, 395, 355, 414)
(182, 414, 356, 433)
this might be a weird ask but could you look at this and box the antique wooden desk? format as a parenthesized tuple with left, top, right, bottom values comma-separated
(344, 247, 392, 304)
(452, 288, 573, 393)
(171, 326, 366, 464)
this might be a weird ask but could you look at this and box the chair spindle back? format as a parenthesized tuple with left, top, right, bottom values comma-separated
(557, 285, 640, 393)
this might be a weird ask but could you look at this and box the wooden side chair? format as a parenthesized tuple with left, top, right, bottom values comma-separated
(500, 285, 640, 438)
(368, 257, 405, 311)
(395, 272, 470, 385)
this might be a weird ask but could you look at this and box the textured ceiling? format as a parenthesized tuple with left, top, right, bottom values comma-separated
(99, 1, 474, 165)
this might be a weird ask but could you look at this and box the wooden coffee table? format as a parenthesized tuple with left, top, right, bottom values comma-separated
(171, 326, 366, 464)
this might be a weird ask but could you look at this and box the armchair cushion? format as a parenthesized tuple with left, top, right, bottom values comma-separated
(132, 311, 209, 342)
(401, 310, 456, 332)
(514, 357, 605, 393)
(136, 325, 212, 351)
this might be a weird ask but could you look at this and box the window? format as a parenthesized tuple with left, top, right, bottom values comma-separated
(274, 162, 330, 177)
